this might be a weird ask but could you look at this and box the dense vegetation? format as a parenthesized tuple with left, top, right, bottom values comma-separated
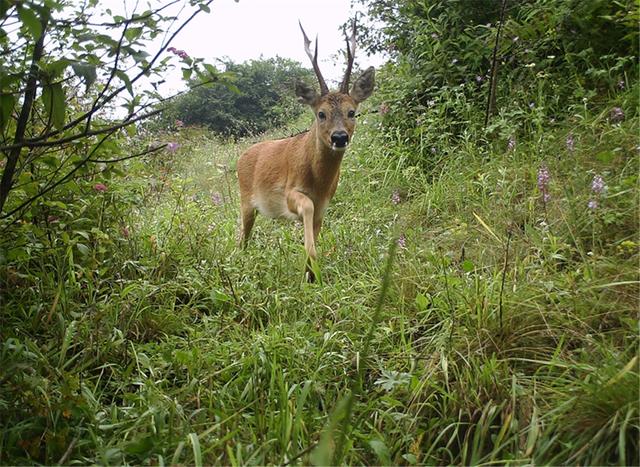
(1, 0, 638, 464)
(157, 58, 312, 137)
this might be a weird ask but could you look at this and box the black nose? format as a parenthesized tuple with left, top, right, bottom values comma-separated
(331, 131, 349, 147)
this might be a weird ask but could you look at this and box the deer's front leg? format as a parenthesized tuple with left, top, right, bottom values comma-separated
(287, 190, 318, 281)
(287, 190, 317, 260)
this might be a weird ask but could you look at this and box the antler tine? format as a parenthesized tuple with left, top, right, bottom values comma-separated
(339, 19, 357, 94)
(298, 20, 329, 95)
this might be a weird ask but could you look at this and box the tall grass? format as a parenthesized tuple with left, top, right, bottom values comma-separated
(1, 89, 638, 464)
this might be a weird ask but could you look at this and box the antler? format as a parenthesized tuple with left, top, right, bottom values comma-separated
(339, 19, 357, 94)
(299, 21, 329, 96)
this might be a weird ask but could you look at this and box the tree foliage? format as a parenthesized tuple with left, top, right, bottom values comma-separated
(0, 0, 221, 221)
(352, 0, 638, 168)
(162, 57, 313, 137)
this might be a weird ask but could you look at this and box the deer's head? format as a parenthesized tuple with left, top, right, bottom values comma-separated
(296, 21, 375, 152)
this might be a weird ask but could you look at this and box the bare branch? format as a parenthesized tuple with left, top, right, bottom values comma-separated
(88, 143, 166, 163)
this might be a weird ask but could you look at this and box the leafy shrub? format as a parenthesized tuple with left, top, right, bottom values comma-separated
(354, 0, 638, 169)
(160, 57, 313, 137)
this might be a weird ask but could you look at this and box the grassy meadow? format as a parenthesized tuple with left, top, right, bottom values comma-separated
(1, 91, 638, 465)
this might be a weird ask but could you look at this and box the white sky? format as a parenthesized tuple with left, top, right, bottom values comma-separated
(103, 0, 385, 93)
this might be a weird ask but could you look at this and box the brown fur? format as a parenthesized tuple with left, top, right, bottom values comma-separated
(237, 46, 374, 282)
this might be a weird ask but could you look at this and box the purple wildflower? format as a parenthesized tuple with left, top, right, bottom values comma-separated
(121, 226, 130, 238)
(391, 190, 401, 205)
(610, 107, 624, 123)
(587, 174, 606, 211)
(617, 80, 625, 90)
(168, 47, 189, 59)
(475, 75, 483, 83)
(211, 192, 223, 206)
(537, 165, 551, 204)
(566, 133, 575, 152)
(397, 234, 406, 248)
(591, 174, 606, 194)
(166, 142, 180, 152)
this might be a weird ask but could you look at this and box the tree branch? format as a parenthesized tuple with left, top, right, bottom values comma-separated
(484, 0, 508, 129)
(0, 9, 50, 215)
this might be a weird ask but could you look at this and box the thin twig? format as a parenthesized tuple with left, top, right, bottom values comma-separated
(484, 0, 509, 129)
(57, 435, 78, 465)
(498, 229, 513, 332)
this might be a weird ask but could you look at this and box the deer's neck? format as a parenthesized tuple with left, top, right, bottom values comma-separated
(304, 124, 344, 181)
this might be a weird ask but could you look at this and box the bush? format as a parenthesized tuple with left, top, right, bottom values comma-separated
(161, 57, 313, 137)
(354, 0, 638, 169)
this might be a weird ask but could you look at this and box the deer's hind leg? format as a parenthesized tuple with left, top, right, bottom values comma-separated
(239, 201, 256, 248)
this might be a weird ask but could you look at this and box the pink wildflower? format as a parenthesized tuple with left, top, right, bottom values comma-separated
(566, 133, 575, 152)
(591, 174, 606, 194)
(391, 190, 401, 205)
(379, 103, 390, 115)
(610, 107, 624, 123)
(211, 192, 223, 206)
(397, 234, 406, 248)
(537, 165, 551, 205)
(166, 142, 180, 152)
(588, 174, 605, 211)
(175, 119, 184, 128)
(93, 183, 108, 192)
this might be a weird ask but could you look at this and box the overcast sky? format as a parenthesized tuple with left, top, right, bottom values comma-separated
(103, 0, 385, 92)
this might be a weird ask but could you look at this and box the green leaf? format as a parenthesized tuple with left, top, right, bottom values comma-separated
(415, 292, 428, 311)
(595, 150, 616, 163)
(369, 438, 391, 465)
(115, 70, 134, 96)
(76, 243, 90, 256)
(41, 83, 66, 130)
(462, 259, 475, 272)
(188, 433, 202, 467)
(0, 94, 15, 133)
(71, 62, 97, 92)
(124, 27, 143, 42)
(17, 5, 42, 41)
(47, 58, 70, 76)
(0, 0, 10, 18)
(199, 4, 211, 13)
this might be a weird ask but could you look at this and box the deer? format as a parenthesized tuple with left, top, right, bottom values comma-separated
(236, 21, 375, 282)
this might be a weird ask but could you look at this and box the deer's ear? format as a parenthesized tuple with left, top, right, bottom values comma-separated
(295, 81, 319, 106)
(350, 67, 375, 103)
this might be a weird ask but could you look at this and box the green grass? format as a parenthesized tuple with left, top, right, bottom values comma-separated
(1, 98, 638, 465)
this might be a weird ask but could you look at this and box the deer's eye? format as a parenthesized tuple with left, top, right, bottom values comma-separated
(348, 110, 356, 118)
(318, 111, 326, 120)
